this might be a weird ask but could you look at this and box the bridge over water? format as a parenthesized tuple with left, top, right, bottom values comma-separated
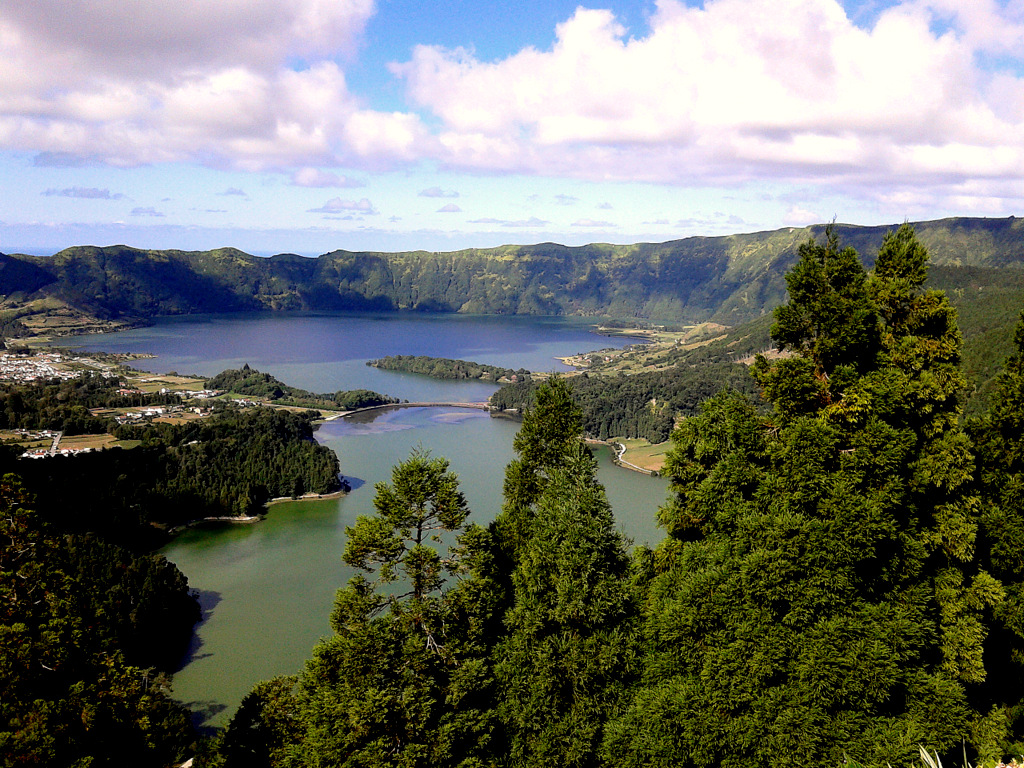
(324, 401, 494, 420)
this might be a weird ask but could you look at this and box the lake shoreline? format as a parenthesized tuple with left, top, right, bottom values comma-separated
(165, 489, 348, 534)
(264, 489, 348, 506)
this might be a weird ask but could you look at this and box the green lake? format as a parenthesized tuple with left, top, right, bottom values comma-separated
(73, 312, 671, 728)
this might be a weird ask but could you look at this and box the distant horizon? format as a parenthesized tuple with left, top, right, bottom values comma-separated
(7, 212, 1017, 260)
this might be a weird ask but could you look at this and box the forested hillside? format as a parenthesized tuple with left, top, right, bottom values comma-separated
(195, 225, 1024, 768)
(8, 407, 342, 549)
(0, 477, 201, 767)
(3, 217, 1024, 328)
(206, 364, 397, 410)
(490, 355, 760, 442)
(0, 373, 346, 548)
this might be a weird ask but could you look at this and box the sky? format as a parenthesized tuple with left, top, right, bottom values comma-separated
(2, 0, 1024, 256)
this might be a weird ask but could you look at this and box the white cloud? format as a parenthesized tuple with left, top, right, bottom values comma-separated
(6, 0, 1024, 220)
(0, 1, 428, 170)
(42, 187, 124, 200)
(784, 205, 821, 226)
(308, 196, 379, 214)
(437, 203, 462, 212)
(418, 186, 460, 197)
(503, 217, 549, 228)
(466, 216, 550, 227)
(292, 168, 367, 188)
(572, 219, 616, 227)
(393, 0, 1024, 209)
(131, 206, 165, 217)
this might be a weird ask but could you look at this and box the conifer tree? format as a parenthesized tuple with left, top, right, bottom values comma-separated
(969, 310, 1024, 756)
(342, 448, 470, 649)
(498, 377, 583, 553)
(496, 442, 636, 768)
(484, 378, 640, 768)
(221, 450, 499, 768)
(607, 225, 999, 768)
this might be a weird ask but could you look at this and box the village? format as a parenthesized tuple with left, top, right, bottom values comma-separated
(0, 348, 263, 458)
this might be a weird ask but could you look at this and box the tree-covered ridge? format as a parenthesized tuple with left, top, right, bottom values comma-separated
(3, 406, 342, 549)
(610, 224, 1022, 767)
(490, 356, 761, 443)
(0, 475, 201, 768)
(487, 327, 770, 442)
(367, 355, 532, 383)
(205, 227, 1024, 768)
(521, 259, 1024, 435)
(4, 217, 1024, 328)
(206, 364, 397, 410)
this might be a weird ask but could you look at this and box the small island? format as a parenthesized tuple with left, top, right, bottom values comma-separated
(367, 354, 533, 383)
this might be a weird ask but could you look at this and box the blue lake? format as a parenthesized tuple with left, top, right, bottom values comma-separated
(71, 312, 671, 728)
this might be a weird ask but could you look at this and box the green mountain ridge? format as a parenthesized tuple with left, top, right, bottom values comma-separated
(3, 216, 1023, 326)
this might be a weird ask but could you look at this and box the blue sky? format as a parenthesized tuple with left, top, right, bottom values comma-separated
(2, 0, 1023, 256)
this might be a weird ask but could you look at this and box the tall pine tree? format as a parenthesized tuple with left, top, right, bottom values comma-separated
(969, 310, 1024, 757)
(607, 225, 1000, 768)
(220, 450, 496, 768)
(495, 442, 637, 768)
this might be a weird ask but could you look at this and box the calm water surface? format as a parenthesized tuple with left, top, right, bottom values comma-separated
(71, 311, 627, 402)
(72, 313, 670, 728)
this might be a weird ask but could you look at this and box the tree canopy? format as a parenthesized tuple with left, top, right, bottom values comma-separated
(609, 224, 1016, 768)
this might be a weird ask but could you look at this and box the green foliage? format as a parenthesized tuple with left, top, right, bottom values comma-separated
(0, 474, 199, 768)
(496, 442, 638, 768)
(498, 378, 583, 551)
(344, 449, 469, 611)
(0, 372, 178, 435)
(770, 224, 880, 378)
(610, 225, 1000, 768)
(221, 378, 646, 768)
(207, 364, 397, 410)
(368, 355, 532, 383)
(491, 357, 760, 443)
(219, 450, 502, 767)
(6, 406, 342, 548)
(220, 677, 303, 768)
(968, 311, 1024, 758)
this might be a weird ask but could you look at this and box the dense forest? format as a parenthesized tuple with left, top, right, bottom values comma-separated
(3, 217, 1024, 328)
(206, 365, 397, 410)
(4, 407, 342, 550)
(0, 371, 181, 434)
(490, 354, 760, 442)
(0, 396, 351, 765)
(367, 355, 532, 384)
(174, 224, 1024, 768)
(0, 477, 201, 768)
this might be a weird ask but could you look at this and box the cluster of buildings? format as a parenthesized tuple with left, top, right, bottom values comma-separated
(0, 351, 109, 383)
(112, 403, 212, 425)
(14, 428, 95, 460)
(21, 445, 94, 459)
(181, 389, 223, 399)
